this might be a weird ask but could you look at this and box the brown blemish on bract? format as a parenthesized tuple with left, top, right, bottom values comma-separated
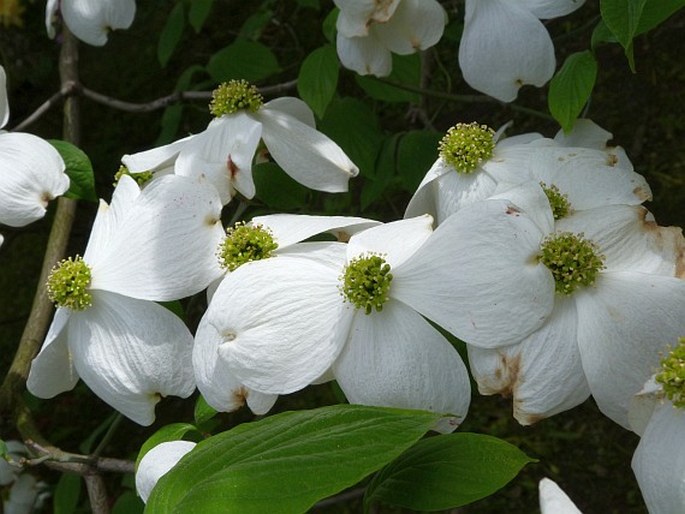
(607, 153, 619, 167)
(480, 352, 521, 399)
(232, 387, 248, 408)
(637, 206, 685, 278)
(632, 185, 651, 202)
(505, 205, 521, 216)
(41, 191, 53, 206)
(335, 230, 352, 243)
(227, 154, 239, 179)
(515, 409, 545, 426)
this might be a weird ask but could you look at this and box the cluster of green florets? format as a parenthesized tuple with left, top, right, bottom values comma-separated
(540, 182, 572, 220)
(656, 337, 685, 409)
(46, 256, 93, 311)
(438, 122, 495, 174)
(340, 254, 393, 315)
(209, 80, 263, 117)
(217, 222, 278, 272)
(113, 165, 154, 187)
(538, 232, 605, 295)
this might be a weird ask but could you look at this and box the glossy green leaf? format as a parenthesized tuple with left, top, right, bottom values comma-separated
(112, 491, 145, 514)
(136, 423, 200, 470)
(53, 473, 82, 514)
(194, 394, 218, 426)
(364, 433, 536, 512)
(600, 0, 647, 70)
(636, 0, 685, 34)
(146, 405, 441, 514)
(253, 162, 309, 210)
(322, 8, 339, 43)
(48, 140, 97, 202)
(548, 51, 598, 133)
(397, 130, 442, 193)
(207, 40, 281, 83)
(361, 134, 401, 211)
(356, 54, 421, 103)
(319, 97, 383, 177)
(188, 0, 214, 33)
(297, 45, 339, 118)
(158, 2, 185, 67)
(590, 19, 617, 50)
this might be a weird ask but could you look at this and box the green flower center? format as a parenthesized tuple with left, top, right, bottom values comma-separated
(217, 223, 278, 272)
(538, 232, 605, 295)
(113, 165, 154, 187)
(656, 337, 685, 409)
(340, 254, 393, 315)
(209, 80, 263, 117)
(46, 256, 93, 311)
(540, 182, 572, 220)
(438, 122, 495, 174)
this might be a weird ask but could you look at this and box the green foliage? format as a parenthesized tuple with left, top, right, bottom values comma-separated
(207, 40, 281, 83)
(364, 433, 536, 512)
(636, 0, 685, 34)
(356, 54, 421, 103)
(112, 491, 145, 514)
(158, 2, 186, 68)
(194, 395, 218, 426)
(548, 51, 598, 133)
(136, 423, 201, 469)
(53, 473, 82, 514)
(48, 140, 97, 202)
(297, 45, 339, 118)
(253, 162, 310, 210)
(145, 405, 441, 514)
(397, 130, 442, 192)
(600, 0, 647, 71)
(188, 0, 214, 33)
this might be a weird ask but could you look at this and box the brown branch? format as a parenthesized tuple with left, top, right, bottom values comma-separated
(24, 439, 135, 475)
(84, 474, 111, 514)
(10, 84, 75, 132)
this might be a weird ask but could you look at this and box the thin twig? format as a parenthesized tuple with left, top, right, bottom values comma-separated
(24, 440, 135, 474)
(10, 84, 75, 132)
(84, 474, 111, 514)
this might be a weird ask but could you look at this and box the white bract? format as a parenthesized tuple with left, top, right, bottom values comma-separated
(539, 478, 583, 514)
(196, 213, 380, 414)
(630, 339, 685, 513)
(437, 183, 685, 425)
(406, 120, 649, 225)
(136, 441, 196, 503)
(45, 0, 136, 46)
(334, 0, 447, 76)
(195, 216, 471, 433)
(0, 65, 69, 230)
(458, 0, 586, 101)
(27, 175, 225, 425)
(123, 80, 358, 205)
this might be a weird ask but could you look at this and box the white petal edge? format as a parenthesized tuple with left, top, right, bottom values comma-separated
(539, 478, 583, 514)
(336, 32, 393, 76)
(0, 65, 8, 128)
(373, 0, 447, 54)
(62, 0, 136, 46)
(136, 441, 196, 503)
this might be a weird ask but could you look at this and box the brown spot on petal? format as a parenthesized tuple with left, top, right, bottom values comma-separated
(607, 153, 619, 167)
(632, 185, 652, 202)
(515, 409, 545, 426)
(232, 387, 248, 408)
(334, 230, 352, 243)
(41, 192, 53, 206)
(505, 205, 521, 216)
(227, 154, 239, 179)
(479, 352, 521, 399)
(638, 207, 685, 277)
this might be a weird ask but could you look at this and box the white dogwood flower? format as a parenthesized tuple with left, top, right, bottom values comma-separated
(0, 65, 68, 230)
(630, 339, 685, 513)
(195, 216, 471, 433)
(123, 80, 358, 205)
(27, 175, 224, 425)
(539, 478, 582, 513)
(195, 213, 379, 414)
(136, 441, 196, 503)
(458, 0, 586, 101)
(46, 0, 136, 46)
(334, 0, 447, 76)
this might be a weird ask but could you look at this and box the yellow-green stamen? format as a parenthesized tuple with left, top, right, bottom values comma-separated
(438, 122, 495, 174)
(217, 222, 278, 272)
(209, 80, 263, 117)
(540, 182, 572, 220)
(113, 165, 154, 187)
(340, 254, 393, 315)
(538, 232, 605, 295)
(46, 256, 93, 311)
(656, 337, 685, 409)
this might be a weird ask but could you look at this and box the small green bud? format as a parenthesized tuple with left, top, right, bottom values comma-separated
(656, 337, 685, 409)
(340, 254, 393, 315)
(540, 182, 572, 220)
(46, 256, 93, 311)
(113, 165, 154, 188)
(209, 80, 263, 117)
(438, 122, 495, 174)
(217, 222, 278, 272)
(538, 232, 605, 295)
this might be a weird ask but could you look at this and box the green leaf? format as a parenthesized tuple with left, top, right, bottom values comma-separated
(590, 19, 617, 50)
(397, 130, 442, 193)
(253, 162, 310, 210)
(239, 8, 274, 40)
(136, 423, 200, 469)
(53, 473, 82, 514)
(48, 140, 97, 202)
(361, 134, 401, 211)
(548, 50, 598, 133)
(636, 0, 685, 34)
(194, 395, 218, 426)
(158, 2, 185, 67)
(319, 97, 383, 177)
(355, 54, 421, 103)
(146, 405, 441, 514)
(297, 45, 339, 118)
(207, 40, 281, 83)
(188, 0, 214, 33)
(364, 433, 536, 512)
(296, 0, 320, 9)
(600, 0, 647, 70)
(0, 440, 7, 458)
(112, 491, 145, 514)
(322, 8, 339, 43)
